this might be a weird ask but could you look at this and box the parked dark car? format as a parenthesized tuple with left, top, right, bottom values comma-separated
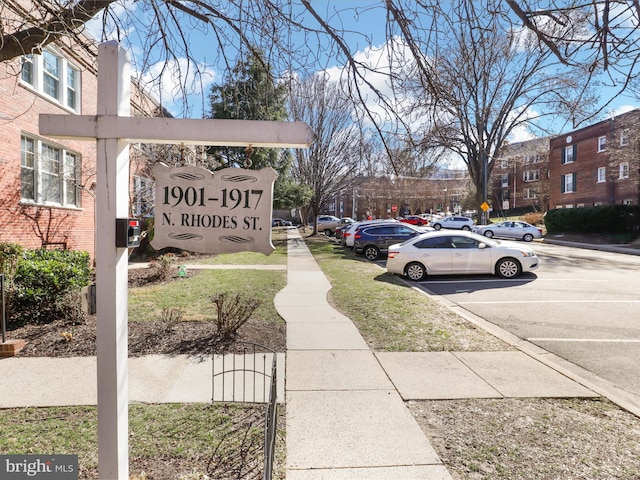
(353, 223, 424, 261)
(272, 218, 293, 227)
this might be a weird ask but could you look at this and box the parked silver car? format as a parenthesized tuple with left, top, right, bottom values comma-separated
(316, 215, 341, 235)
(473, 221, 542, 242)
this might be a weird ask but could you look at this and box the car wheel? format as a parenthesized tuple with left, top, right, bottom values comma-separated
(462, 225, 471, 231)
(523, 233, 534, 242)
(484, 230, 494, 238)
(324, 228, 333, 236)
(433, 223, 442, 230)
(496, 257, 522, 278)
(405, 262, 426, 281)
(363, 245, 380, 261)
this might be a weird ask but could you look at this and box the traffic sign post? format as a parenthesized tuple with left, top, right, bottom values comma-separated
(480, 201, 490, 225)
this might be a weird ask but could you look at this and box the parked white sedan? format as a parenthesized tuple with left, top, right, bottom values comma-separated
(473, 221, 542, 242)
(386, 230, 539, 280)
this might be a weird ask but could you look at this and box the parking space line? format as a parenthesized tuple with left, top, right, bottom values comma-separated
(458, 300, 640, 304)
(420, 278, 605, 284)
(420, 279, 531, 284)
(529, 338, 640, 343)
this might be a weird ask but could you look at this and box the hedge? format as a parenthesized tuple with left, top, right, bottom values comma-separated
(11, 249, 91, 325)
(544, 205, 640, 235)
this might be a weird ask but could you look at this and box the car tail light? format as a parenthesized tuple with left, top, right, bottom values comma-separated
(354, 232, 362, 239)
(388, 251, 398, 258)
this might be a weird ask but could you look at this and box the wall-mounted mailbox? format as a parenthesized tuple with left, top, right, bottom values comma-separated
(116, 218, 141, 248)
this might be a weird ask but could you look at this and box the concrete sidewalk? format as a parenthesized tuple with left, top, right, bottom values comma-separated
(274, 229, 597, 480)
(0, 353, 286, 408)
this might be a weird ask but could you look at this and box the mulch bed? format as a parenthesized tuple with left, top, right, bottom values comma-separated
(6, 266, 286, 358)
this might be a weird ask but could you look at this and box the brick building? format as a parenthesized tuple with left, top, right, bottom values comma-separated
(320, 169, 470, 221)
(0, 3, 161, 259)
(492, 137, 551, 214)
(549, 109, 640, 209)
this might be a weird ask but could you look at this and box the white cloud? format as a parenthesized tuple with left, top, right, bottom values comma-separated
(324, 36, 420, 129)
(609, 104, 637, 117)
(139, 58, 217, 117)
(85, 2, 137, 43)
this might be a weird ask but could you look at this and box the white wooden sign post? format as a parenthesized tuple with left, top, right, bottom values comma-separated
(40, 41, 314, 479)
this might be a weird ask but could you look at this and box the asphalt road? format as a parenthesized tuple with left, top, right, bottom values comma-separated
(412, 242, 640, 400)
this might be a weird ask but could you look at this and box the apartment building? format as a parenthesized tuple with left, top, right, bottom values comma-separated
(549, 109, 640, 209)
(0, 3, 161, 259)
(491, 137, 551, 214)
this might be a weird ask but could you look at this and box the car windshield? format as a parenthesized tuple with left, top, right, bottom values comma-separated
(480, 236, 501, 247)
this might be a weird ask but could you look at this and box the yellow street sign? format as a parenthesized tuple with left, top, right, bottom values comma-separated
(480, 202, 490, 211)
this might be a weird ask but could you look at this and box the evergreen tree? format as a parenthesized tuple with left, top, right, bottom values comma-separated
(207, 53, 309, 209)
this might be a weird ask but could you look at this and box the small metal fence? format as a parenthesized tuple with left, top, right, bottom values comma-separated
(212, 342, 279, 480)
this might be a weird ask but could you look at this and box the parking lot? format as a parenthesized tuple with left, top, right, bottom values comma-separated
(406, 242, 640, 400)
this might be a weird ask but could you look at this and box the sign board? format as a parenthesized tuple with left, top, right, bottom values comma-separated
(480, 201, 490, 212)
(151, 164, 278, 255)
(391, 205, 397, 212)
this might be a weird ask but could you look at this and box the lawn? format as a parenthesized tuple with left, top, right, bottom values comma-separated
(303, 235, 510, 352)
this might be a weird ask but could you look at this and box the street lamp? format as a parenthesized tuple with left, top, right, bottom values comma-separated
(443, 188, 448, 213)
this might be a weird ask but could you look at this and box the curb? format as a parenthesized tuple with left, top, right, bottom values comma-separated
(541, 238, 640, 256)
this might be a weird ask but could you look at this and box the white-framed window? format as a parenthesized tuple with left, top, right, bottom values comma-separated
(562, 145, 575, 164)
(623, 199, 634, 205)
(523, 169, 539, 182)
(523, 188, 537, 199)
(619, 162, 629, 179)
(21, 55, 34, 84)
(620, 129, 630, 146)
(20, 49, 81, 112)
(524, 154, 540, 164)
(597, 135, 607, 152)
(597, 167, 606, 183)
(500, 159, 509, 169)
(20, 134, 81, 208)
(500, 174, 509, 187)
(133, 176, 155, 217)
(561, 173, 576, 193)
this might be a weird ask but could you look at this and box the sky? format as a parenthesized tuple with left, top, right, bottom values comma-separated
(85, 1, 640, 146)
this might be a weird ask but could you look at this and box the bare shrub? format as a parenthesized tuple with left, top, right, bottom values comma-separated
(151, 254, 174, 281)
(210, 292, 261, 342)
(160, 307, 184, 331)
(524, 212, 545, 226)
(55, 289, 87, 325)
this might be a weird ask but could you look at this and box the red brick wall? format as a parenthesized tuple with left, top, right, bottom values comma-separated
(549, 111, 640, 209)
(0, 51, 99, 259)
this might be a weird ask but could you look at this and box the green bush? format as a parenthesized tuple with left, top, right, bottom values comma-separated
(12, 249, 91, 325)
(545, 205, 640, 235)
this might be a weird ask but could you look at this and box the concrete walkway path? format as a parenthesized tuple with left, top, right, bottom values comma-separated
(275, 230, 452, 480)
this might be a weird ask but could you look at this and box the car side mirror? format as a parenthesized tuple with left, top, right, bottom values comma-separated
(478, 243, 487, 249)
